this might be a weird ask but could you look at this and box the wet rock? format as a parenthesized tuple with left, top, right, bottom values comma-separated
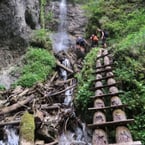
(45, 2, 88, 37)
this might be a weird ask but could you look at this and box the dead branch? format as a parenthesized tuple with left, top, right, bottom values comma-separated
(49, 84, 76, 97)
(0, 94, 35, 115)
(0, 120, 20, 127)
(45, 140, 58, 145)
(54, 78, 73, 85)
(56, 60, 74, 73)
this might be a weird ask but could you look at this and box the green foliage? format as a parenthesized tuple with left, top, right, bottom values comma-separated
(85, 0, 145, 41)
(85, 0, 145, 143)
(15, 47, 56, 87)
(113, 20, 145, 145)
(129, 113, 145, 143)
(31, 29, 52, 50)
(75, 48, 99, 112)
(0, 85, 6, 91)
(45, 11, 54, 23)
(40, 0, 46, 29)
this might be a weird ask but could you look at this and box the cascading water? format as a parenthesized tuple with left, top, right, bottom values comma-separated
(0, 126, 19, 145)
(54, 0, 92, 144)
(51, 0, 71, 52)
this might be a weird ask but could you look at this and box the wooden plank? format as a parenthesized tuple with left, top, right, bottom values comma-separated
(91, 92, 124, 99)
(93, 82, 118, 90)
(0, 120, 20, 127)
(97, 53, 110, 59)
(93, 75, 115, 82)
(88, 104, 128, 111)
(93, 68, 113, 74)
(88, 119, 134, 129)
(96, 63, 113, 69)
(109, 141, 142, 145)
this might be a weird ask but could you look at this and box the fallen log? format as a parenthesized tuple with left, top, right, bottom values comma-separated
(45, 140, 58, 145)
(48, 84, 76, 97)
(56, 60, 74, 73)
(54, 78, 73, 85)
(0, 120, 20, 127)
(0, 94, 35, 115)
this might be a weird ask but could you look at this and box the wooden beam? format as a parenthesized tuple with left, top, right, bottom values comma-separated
(93, 82, 118, 90)
(96, 53, 110, 59)
(91, 92, 124, 99)
(0, 120, 20, 127)
(88, 119, 134, 129)
(96, 63, 113, 69)
(93, 75, 115, 82)
(93, 68, 112, 74)
(88, 104, 128, 111)
(109, 141, 142, 145)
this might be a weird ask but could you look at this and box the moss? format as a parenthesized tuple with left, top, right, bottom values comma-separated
(20, 112, 35, 142)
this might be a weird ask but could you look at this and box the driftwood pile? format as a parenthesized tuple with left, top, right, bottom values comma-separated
(0, 49, 84, 144)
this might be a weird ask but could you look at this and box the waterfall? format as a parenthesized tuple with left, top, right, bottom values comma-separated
(55, 1, 92, 144)
(0, 66, 16, 90)
(51, 0, 70, 52)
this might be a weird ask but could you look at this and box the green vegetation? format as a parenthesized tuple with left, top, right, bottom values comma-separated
(20, 112, 35, 142)
(75, 48, 99, 120)
(31, 29, 52, 50)
(15, 47, 56, 87)
(82, 0, 145, 143)
(0, 85, 6, 91)
(40, 0, 46, 29)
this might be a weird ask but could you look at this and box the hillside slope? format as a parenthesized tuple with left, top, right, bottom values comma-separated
(84, 0, 145, 144)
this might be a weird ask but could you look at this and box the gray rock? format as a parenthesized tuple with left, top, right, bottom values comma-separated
(0, 0, 40, 68)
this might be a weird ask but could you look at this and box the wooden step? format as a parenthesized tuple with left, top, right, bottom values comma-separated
(97, 53, 110, 59)
(88, 119, 134, 129)
(93, 82, 118, 90)
(93, 68, 113, 74)
(96, 63, 113, 69)
(93, 75, 115, 82)
(88, 104, 128, 111)
(109, 141, 142, 145)
(91, 92, 124, 99)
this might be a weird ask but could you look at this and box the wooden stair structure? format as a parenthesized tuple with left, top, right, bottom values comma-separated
(88, 49, 142, 145)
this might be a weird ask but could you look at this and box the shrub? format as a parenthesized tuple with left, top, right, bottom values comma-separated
(15, 47, 56, 87)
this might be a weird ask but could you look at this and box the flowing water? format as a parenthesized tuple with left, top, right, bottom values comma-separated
(51, 0, 71, 52)
(0, 126, 19, 145)
(0, 0, 92, 144)
(56, 0, 92, 144)
(0, 66, 16, 90)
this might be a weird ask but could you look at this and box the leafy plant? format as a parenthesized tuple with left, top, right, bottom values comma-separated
(75, 48, 99, 113)
(14, 47, 56, 87)
(0, 85, 6, 91)
(31, 29, 52, 50)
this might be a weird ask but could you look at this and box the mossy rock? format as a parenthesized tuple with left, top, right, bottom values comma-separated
(20, 111, 35, 143)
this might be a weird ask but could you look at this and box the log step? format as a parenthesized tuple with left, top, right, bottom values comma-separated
(97, 53, 110, 59)
(88, 104, 128, 111)
(93, 75, 115, 82)
(88, 119, 134, 129)
(109, 141, 142, 145)
(96, 63, 113, 69)
(91, 92, 124, 99)
(93, 68, 112, 74)
(93, 82, 118, 90)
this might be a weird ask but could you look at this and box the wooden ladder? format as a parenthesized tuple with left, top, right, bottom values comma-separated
(88, 48, 142, 145)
